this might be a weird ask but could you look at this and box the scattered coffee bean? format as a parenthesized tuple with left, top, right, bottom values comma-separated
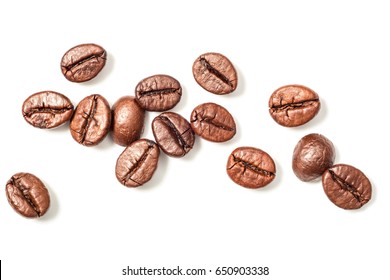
(135, 74, 182, 111)
(152, 112, 195, 157)
(61, 43, 107, 83)
(22, 91, 74, 129)
(192, 52, 238, 95)
(292, 133, 335, 182)
(6, 172, 50, 218)
(111, 96, 145, 146)
(115, 138, 160, 187)
(269, 84, 320, 127)
(70, 94, 111, 147)
(227, 146, 276, 189)
(322, 164, 372, 210)
(190, 102, 236, 142)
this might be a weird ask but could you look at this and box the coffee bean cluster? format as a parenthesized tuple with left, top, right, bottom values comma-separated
(6, 43, 372, 219)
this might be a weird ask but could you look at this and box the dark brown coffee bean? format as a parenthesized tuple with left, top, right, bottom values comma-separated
(135, 74, 182, 111)
(269, 84, 320, 127)
(292, 133, 335, 182)
(115, 139, 160, 187)
(152, 112, 195, 157)
(111, 96, 145, 146)
(22, 91, 74, 129)
(192, 52, 238, 95)
(6, 172, 50, 218)
(70, 94, 111, 147)
(190, 102, 236, 142)
(322, 164, 372, 210)
(227, 147, 276, 189)
(61, 43, 107, 83)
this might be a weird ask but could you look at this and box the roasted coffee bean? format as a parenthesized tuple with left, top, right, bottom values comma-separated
(292, 133, 335, 182)
(192, 52, 238, 95)
(190, 102, 236, 142)
(269, 84, 320, 127)
(152, 112, 195, 157)
(22, 91, 74, 129)
(115, 139, 160, 187)
(135, 74, 182, 111)
(227, 147, 276, 189)
(6, 172, 50, 218)
(111, 96, 145, 146)
(61, 43, 107, 83)
(70, 94, 111, 147)
(322, 164, 372, 210)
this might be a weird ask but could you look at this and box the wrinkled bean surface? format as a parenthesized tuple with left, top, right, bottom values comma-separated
(322, 164, 372, 210)
(22, 91, 74, 129)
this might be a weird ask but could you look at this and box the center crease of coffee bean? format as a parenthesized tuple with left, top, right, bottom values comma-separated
(11, 177, 41, 216)
(158, 116, 191, 149)
(231, 155, 275, 177)
(24, 104, 73, 117)
(270, 99, 319, 112)
(138, 88, 179, 98)
(200, 58, 234, 89)
(64, 53, 105, 72)
(194, 114, 235, 132)
(79, 96, 99, 144)
(329, 170, 366, 204)
(122, 145, 154, 185)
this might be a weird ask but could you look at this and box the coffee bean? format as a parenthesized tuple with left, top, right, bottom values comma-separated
(192, 52, 238, 95)
(322, 164, 372, 210)
(61, 43, 107, 83)
(115, 139, 160, 187)
(111, 96, 145, 146)
(70, 94, 111, 147)
(6, 172, 50, 218)
(152, 112, 195, 157)
(269, 84, 320, 127)
(227, 147, 276, 189)
(135, 74, 182, 111)
(190, 102, 236, 142)
(292, 133, 335, 182)
(22, 91, 74, 129)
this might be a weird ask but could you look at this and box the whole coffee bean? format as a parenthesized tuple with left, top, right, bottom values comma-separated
(115, 139, 160, 187)
(292, 133, 335, 182)
(135, 74, 182, 111)
(227, 146, 276, 189)
(22, 91, 74, 129)
(6, 172, 50, 218)
(152, 112, 195, 157)
(192, 52, 238, 95)
(61, 43, 107, 83)
(111, 96, 145, 146)
(322, 164, 372, 210)
(70, 94, 111, 147)
(190, 102, 236, 142)
(269, 84, 320, 127)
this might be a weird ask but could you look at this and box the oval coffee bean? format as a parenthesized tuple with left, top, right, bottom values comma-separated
(322, 164, 372, 210)
(70, 94, 111, 147)
(115, 139, 160, 187)
(6, 172, 50, 218)
(61, 43, 107, 83)
(192, 52, 238, 95)
(111, 96, 145, 146)
(292, 133, 335, 182)
(269, 84, 320, 127)
(190, 102, 236, 142)
(135, 74, 182, 111)
(227, 147, 276, 189)
(22, 91, 74, 129)
(152, 112, 195, 157)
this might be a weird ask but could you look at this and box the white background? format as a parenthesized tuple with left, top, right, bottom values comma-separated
(1, 1, 389, 279)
